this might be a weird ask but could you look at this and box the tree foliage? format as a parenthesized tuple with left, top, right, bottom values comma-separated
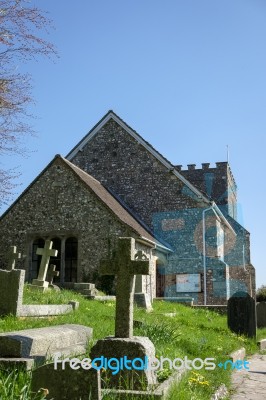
(256, 285, 266, 302)
(0, 0, 56, 205)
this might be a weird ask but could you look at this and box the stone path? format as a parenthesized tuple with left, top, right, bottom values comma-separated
(230, 354, 266, 399)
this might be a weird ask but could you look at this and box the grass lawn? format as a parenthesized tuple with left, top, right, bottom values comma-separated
(0, 286, 264, 399)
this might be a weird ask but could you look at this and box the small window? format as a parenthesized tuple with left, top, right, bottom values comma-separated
(65, 237, 78, 282)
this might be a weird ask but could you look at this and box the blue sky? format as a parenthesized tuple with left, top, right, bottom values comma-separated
(1, 0, 265, 286)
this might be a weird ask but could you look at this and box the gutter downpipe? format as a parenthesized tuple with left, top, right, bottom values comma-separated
(202, 201, 221, 306)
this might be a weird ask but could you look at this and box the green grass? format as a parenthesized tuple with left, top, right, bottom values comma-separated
(0, 288, 265, 399)
(0, 369, 47, 400)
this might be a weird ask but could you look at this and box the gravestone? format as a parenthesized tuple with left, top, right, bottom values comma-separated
(257, 301, 266, 328)
(99, 237, 152, 338)
(0, 268, 24, 316)
(32, 361, 101, 400)
(90, 237, 157, 390)
(31, 240, 58, 290)
(227, 291, 256, 338)
(73, 282, 98, 298)
(0, 324, 93, 362)
(47, 264, 60, 290)
(134, 251, 153, 311)
(7, 245, 21, 270)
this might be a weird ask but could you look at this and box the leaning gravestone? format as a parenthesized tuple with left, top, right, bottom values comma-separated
(227, 291, 256, 338)
(31, 239, 58, 291)
(90, 237, 157, 390)
(47, 264, 60, 290)
(7, 245, 21, 270)
(257, 301, 266, 328)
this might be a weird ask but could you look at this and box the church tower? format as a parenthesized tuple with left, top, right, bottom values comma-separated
(177, 162, 237, 220)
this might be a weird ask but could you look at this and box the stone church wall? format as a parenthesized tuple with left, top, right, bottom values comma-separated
(0, 158, 143, 287)
(70, 119, 204, 229)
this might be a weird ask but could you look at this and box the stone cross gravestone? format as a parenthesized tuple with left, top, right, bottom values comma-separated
(90, 237, 157, 390)
(99, 237, 152, 338)
(228, 291, 256, 338)
(47, 264, 59, 286)
(32, 240, 58, 289)
(7, 246, 21, 270)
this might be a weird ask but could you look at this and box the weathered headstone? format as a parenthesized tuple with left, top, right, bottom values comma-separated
(134, 292, 152, 311)
(257, 301, 266, 328)
(32, 362, 101, 400)
(73, 282, 98, 298)
(31, 240, 58, 290)
(90, 237, 157, 390)
(0, 268, 24, 316)
(0, 324, 93, 362)
(99, 237, 152, 338)
(227, 291, 256, 338)
(47, 264, 60, 290)
(134, 251, 153, 311)
(7, 245, 21, 270)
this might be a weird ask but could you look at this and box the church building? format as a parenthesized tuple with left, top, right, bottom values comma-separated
(0, 111, 255, 304)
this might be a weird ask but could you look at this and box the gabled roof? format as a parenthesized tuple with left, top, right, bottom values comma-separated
(0, 155, 171, 252)
(62, 157, 171, 250)
(66, 110, 210, 203)
(66, 110, 235, 234)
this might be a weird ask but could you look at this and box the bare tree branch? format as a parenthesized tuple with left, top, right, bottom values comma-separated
(0, 0, 57, 207)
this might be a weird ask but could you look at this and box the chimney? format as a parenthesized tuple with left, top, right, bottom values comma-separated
(175, 165, 182, 171)
(187, 164, 196, 170)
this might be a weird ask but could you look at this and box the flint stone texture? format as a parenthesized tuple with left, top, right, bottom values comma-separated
(227, 291, 256, 338)
(256, 302, 266, 328)
(0, 155, 157, 303)
(32, 362, 101, 400)
(90, 336, 157, 390)
(0, 268, 24, 316)
(0, 324, 92, 361)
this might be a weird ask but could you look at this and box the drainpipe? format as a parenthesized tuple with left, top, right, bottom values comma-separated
(242, 244, 247, 271)
(202, 202, 221, 306)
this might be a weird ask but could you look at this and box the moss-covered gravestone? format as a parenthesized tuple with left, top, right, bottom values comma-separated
(227, 291, 256, 338)
(90, 237, 157, 390)
(257, 301, 266, 328)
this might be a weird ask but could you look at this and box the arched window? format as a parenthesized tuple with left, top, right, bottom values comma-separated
(65, 237, 78, 282)
(30, 236, 78, 284)
(31, 238, 45, 280)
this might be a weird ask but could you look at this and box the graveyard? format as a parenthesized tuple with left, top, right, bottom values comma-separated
(0, 239, 265, 399)
(0, 281, 265, 399)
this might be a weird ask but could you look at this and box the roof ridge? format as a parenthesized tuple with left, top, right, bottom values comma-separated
(66, 111, 211, 203)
